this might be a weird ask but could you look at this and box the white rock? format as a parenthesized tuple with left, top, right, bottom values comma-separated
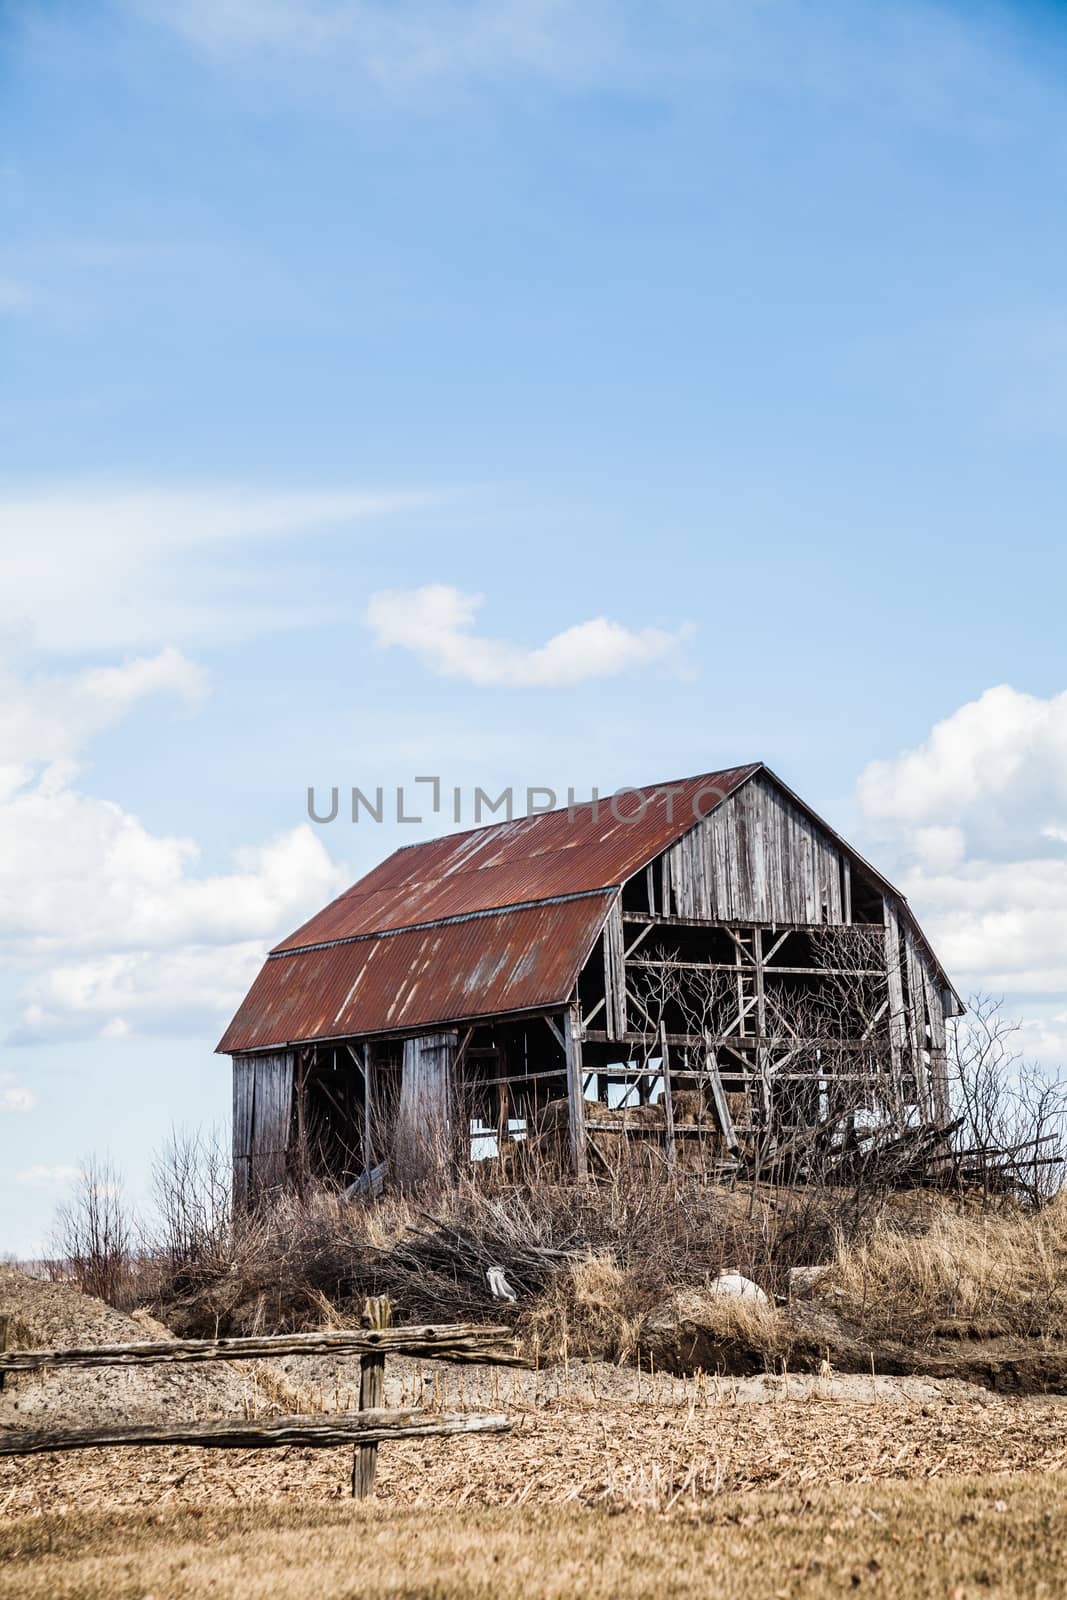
(709, 1271, 768, 1303)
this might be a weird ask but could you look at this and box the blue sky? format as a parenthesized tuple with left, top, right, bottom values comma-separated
(2, 0, 1067, 1255)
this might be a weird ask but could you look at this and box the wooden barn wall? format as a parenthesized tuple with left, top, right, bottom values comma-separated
(398, 1032, 457, 1156)
(664, 772, 847, 925)
(232, 1051, 294, 1206)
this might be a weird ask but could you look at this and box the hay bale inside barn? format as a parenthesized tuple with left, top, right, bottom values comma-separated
(218, 764, 961, 1199)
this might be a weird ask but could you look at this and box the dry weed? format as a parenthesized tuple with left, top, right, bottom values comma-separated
(830, 1193, 1067, 1342)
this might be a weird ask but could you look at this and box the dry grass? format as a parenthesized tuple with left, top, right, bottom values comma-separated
(2, 1471, 1065, 1600)
(657, 1283, 793, 1355)
(525, 1255, 652, 1363)
(831, 1193, 1067, 1344)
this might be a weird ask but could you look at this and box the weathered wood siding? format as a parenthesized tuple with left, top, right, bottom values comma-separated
(397, 1032, 457, 1168)
(232, 1051, 294, 1206)
(664, 771, 849, 925)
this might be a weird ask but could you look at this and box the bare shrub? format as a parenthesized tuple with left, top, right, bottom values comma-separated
(51, 1156, 134, 1309)
(148, 1125, 231, 1281)
(949, 995, 1067, 1205)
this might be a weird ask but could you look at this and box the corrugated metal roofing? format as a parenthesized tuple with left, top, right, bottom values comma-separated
(274, 765, 759, 953)
(218, 765, 758, 1054)
(217, 893, 614, 1053)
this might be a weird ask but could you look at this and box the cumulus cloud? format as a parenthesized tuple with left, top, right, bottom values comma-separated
(857, 685, 1067, 1036)
(0, 645, 206, 787)
(858, 685, 1067, 860)
(365, 584, 692, 687)
(0, 648, 348, 1043)
(1, 783, 346, 1039)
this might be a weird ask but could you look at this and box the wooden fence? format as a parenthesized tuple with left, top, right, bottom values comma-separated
(0, 1298, 521, 1498)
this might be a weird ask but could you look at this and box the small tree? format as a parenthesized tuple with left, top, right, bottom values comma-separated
(51, 1155, 133, 1308)
(948, 995, 1067, 1205)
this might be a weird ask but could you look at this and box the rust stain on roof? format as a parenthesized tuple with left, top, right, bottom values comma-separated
(217, 893, 614, 1053)
(275, 765, 758, 953)
(218, 766, 759, 1053)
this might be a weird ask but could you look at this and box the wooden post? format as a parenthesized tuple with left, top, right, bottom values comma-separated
(563, 1007, 588, 1181)
(659, 1022, 677, 1175)
(353, 1295, 391, 1499)
(362, 1043, 375, 1173)
(0, 1314, 9, 1393)
(703, 1032, 738, 1152)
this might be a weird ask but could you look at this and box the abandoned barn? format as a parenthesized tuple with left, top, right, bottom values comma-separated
(218, 764, 962, 1201)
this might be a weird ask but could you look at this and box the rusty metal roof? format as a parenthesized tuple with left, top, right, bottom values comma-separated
(217, 893, 614, 1052)
(274, 765, 759, 953)
(218, 765, 758, 1054)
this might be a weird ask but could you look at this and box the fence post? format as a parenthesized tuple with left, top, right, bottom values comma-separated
(353, 1295, 392, 1499)
(0, 1315, 9, 1393)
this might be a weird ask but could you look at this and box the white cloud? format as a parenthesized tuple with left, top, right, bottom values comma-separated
(0, 484, 431, 652)
(857, 686, 1067, 1051)
(0, 645, 206, 780)
(365, 584, 692, 687)
(1, 784, 347, 1039)
(0, 1074, 35, 1113)
(858, 685, 1067, 858)
(15, 1165, 82, 1186)
(0, 644, 349, 1042)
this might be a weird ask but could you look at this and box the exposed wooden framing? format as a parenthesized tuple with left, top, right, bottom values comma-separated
(926, 973, 951, 1123)
(883, 898, 908, 1115)
(363, 1044, 376, 1170)
(630, 959, 887, 977)
(543, 1014, 566, 1053)
(563, 1006, 588, 1179)
(904, 926, 932, 1120)
(659, 1022, 677, 1173)
(453, 1027, 476, 1076)
(703, 1032, 738, 1150)
(623, 922, 655, 959)
(602, 899, 627, 1040)
(470, 1067, 566, 1092)
(582, 994, 607, 1028)
(584, 1028, 917, 1052)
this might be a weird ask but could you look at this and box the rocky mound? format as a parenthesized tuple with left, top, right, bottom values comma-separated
(0, 1267, 265, 1429)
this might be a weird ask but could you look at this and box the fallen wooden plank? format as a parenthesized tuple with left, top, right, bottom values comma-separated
(0, 1408, 511, 1457)
(0, 1325, 525, 1376)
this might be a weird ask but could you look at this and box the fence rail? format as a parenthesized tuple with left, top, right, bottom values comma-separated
(0, 1298, 519, 1497)
(0, 1323, 523, 1376)
(0, 1407, 510, 1458)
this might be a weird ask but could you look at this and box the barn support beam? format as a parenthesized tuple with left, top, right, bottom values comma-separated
(563, 1007, 588, 1180)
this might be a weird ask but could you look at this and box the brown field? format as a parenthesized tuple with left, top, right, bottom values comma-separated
(2, 1469, 1065, 1600)
(4, 1380, 1067, 1598)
